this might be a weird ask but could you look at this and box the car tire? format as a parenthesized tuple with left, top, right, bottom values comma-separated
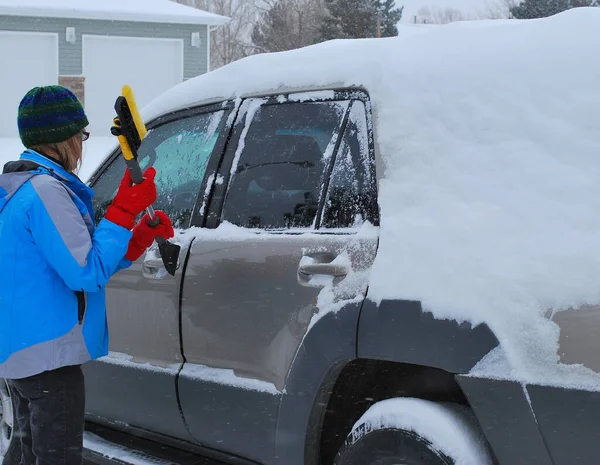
(334, 426, 454, 465)
(334, 398, 493, 465)
(0, 380, 20, 465)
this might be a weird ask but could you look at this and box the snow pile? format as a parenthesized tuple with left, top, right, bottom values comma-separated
(143, 9, 600, 389)
(0, 0, 229, 25)
(83, 432, 174, 465)
(350, 398, 493, 465)
(181, 363, 282, 395)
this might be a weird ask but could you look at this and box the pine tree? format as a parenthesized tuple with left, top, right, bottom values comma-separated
(510, 0, 589, 19)
(252, 0, 325, 52)
(319, 0, 403, 40)
(252, 2, 290, 52)
(377, 0, 403, 36)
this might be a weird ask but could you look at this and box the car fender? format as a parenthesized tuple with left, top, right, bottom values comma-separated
(358, 299, 499, 374)
(275, 300, 362, 465)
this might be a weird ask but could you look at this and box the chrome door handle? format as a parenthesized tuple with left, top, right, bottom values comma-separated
(142, 258, 167, 279)
(298, 263, 348, 278)
(297, 258, 349, 286)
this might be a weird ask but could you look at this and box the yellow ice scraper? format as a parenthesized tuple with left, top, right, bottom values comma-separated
(110, 85, 180, 276)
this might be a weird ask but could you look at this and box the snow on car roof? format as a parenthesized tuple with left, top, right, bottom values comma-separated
(145, 8, 600, 390)
(0, 0, 229, 26)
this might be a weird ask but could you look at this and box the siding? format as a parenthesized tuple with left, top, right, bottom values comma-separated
(0, 15, 208, 78)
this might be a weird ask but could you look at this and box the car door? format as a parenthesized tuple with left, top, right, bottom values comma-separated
(178, 91, 379, 463)
(83, 103, 232, 440)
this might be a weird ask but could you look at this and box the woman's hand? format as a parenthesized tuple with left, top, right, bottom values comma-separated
(125, 211, 175, 262)
(105, 167, 157, 230)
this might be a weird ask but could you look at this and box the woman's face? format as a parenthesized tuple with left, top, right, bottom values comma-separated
(64, 131, 85, 173)
(72, 131, 84, 166)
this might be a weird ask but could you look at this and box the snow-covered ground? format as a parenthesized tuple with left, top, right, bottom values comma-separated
(0, 137, 116, 182)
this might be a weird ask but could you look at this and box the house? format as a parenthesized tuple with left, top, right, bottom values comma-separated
(0, 0, 229, 138)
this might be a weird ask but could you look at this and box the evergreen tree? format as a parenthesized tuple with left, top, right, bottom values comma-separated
(253, 0, 326, 52)
(510, 0, 589, 19)
(319, 0, 403, 40)
(378, 0, 403, 36)
(252, 2, 290, 52)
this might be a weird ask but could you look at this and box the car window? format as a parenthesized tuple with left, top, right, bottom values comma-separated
(321, 100, 378, 228)
(92, 110, 226, 228)
(221, 100, 350, 230)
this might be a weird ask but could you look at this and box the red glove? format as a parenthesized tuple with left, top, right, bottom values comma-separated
(105, 167, 157, 230)
(125, 210, 175, 262)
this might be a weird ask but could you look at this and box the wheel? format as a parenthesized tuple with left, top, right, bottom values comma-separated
(335, 426, 454, 465)
(334, 398, 493, 465)
(0, 380, 20, 465)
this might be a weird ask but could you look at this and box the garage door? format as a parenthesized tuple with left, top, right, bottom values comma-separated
(0, 32, 58, 138)
(83, 35, 184, 136)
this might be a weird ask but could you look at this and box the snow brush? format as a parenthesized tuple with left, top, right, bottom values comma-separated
(110, 85, 180, 276)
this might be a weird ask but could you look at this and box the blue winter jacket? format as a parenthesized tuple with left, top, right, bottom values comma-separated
(0, 150, 133, 379)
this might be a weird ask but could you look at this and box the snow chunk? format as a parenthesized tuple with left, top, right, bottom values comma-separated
(84, 432, 174, 465)
(230, 99, 265, 176)
(181, 363, 282, 395)
(288, 90, 336, 102)
(305, 222, 378, 332)
(352, 398, 493, 465)
(98, 351, 180, 375)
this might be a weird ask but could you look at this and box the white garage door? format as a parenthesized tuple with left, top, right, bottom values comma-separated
(83, 35, 184, 136)
(0, 32, 58, 138)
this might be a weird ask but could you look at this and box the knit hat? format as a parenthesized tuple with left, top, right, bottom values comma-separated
(17, 86, 89, 148)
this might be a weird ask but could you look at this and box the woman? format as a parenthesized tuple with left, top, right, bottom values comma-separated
(0, 85, 174, 465)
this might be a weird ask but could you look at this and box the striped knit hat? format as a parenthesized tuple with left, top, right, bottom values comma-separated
(18, 86, 89, 148)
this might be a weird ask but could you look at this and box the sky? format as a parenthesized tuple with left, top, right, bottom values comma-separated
(398, 0, 507, 22)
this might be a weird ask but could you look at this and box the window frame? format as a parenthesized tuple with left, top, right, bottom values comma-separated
(208, 88, 379, 233)
(87, 101, 236, 230)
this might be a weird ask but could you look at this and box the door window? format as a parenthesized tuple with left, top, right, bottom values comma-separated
(321, 101, 378, 228)
(92, 110, 226, 228)
(221, 100, 350, 229)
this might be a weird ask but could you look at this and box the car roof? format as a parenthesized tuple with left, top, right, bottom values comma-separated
(141, 8, 600, 178)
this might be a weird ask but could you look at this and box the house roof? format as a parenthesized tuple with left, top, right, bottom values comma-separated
(0, 0, 229, 26)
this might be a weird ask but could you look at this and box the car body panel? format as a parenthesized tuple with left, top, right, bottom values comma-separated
(83, 247, 191, 440)
(456, 376, 553, 465)
(526, 384, 600, 465)
(358, 299, 499, 374)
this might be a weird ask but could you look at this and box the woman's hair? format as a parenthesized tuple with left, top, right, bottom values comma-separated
(30, 133, 81, 173)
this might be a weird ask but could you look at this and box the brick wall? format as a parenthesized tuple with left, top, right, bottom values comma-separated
(59, 76, 86, 107)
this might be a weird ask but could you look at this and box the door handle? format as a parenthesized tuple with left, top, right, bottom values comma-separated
(142, 258, 168, 279)
(297, 258, 349, 286)
(298, 263, 348, 278)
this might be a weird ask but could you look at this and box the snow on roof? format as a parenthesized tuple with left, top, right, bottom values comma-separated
(144, 9, 600, 390)
(0, 0, 229, 26)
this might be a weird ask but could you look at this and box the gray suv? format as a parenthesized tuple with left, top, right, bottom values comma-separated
(1, 87, 595, 465)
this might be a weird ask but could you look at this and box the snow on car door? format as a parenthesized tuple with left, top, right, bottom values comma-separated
(178, 92, 379, 463)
